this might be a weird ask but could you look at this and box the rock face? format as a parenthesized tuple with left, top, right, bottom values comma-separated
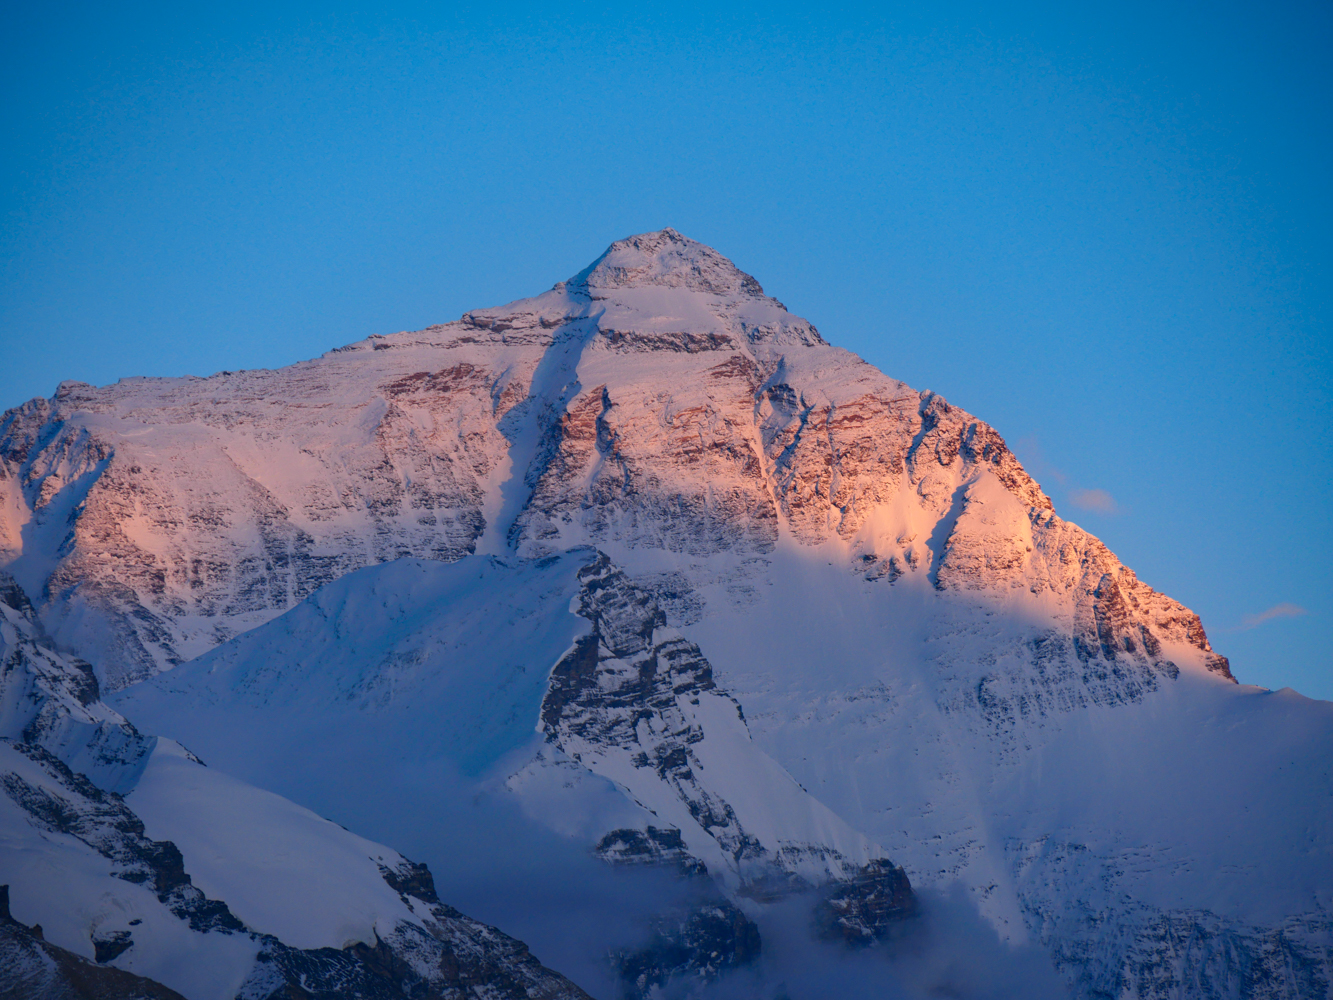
(612, 897, 761, 1000)
(534, 552, 884, 890)
(814, 860, 918, 947)
(3, 229, 1324, 1000)
(0, 570, 155, 792)
(596, 826, 763, 999)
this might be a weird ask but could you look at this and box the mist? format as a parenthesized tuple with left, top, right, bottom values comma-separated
(692, 885, 1071, 1000)
(269, 741, 1068, 998)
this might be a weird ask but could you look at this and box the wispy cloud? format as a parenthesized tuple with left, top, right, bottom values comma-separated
(1014, 436, 1067, 486)
(1069, 488, 1119, 515)
(1237, 603, 1308, 631)
(1014, 437, 1120, 515)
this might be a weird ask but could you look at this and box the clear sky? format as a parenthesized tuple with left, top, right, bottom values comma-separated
(3, 1, 1329, 697)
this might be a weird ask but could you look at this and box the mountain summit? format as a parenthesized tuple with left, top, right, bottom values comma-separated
(569, 227, 770, 298)
(3, 230, 1328, 1000)
(460, 227, 824, 353)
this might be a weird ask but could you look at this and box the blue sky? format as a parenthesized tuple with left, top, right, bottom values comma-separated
(3, 1, 1329, 697)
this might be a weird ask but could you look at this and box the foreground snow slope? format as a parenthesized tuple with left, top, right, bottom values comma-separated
(118, 546, 1333, 999)
(0, 571, 592, 1000)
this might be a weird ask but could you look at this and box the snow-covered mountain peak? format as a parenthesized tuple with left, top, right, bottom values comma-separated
(3, 230, 1328, 999)
(425, 230, 821, 358)
(0, 228, 1227, 691)
(569, 228, 766, 299)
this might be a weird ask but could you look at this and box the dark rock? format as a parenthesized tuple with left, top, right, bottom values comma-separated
(378, 859, 440, 905)
(540, 554, 765, 867)
(92, 930, 133, 964)
(613, 898, 762, 1000)
(814, 860, 918, 947)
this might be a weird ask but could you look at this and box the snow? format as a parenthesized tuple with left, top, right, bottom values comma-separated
(120, 553, 591, 775)
(671, 542, 1333, 932)
(128, 740, 418, 951)
(0, 742, 262, 1000)
(114, 538, 1333, 986)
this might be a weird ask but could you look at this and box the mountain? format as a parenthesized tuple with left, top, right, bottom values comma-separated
(3, 228, 1330, 999)
(0, 229, 1230, 695)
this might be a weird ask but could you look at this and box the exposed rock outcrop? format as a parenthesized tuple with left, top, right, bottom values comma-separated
(595, 823, 763, 999)
(814, 860, 918, 946)
(0, 571, 154, 792)
(536, 552, 891, 889)
(612, 898, 762, 1000)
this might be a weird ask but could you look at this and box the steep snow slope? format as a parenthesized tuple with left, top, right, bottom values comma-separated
(0, 881, 188, 1000)
(0, 571, 592, 1000)
(0, 737, 595, 1000)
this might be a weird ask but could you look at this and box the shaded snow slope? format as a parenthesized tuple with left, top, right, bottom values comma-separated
(116, 553, 891, 894)
(121, 552, 592, 773)
(0, 738, 594, 1000)
(129, 741, 423, 953)
(116, 545, 1332, 999)
(0, 880, 188, 1000)
(0, 560, 593, 1000)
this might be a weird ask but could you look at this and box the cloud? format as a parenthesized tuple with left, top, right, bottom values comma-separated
(692, 884, 1070, 1000)
(1011, 438, 1121, 517)
(1238, 603, 1308, 630)
(1013, 436, 1067, 486)
(1069, 488, 1119, 515)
